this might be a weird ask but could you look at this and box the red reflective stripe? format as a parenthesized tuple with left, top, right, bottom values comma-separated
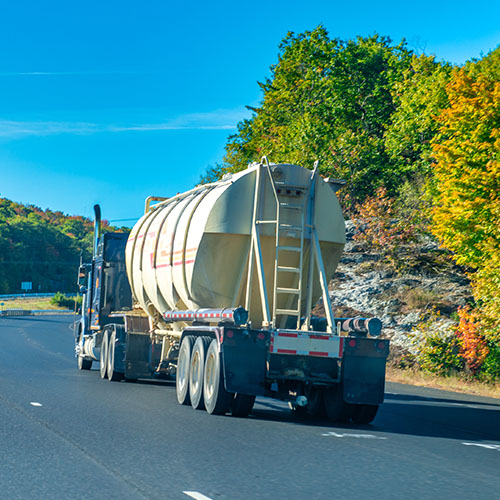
(309, 351, 329, 357)
(278, 332, 298, 338)
(277, 348, 296, 354)
(310, 335, 330, 340)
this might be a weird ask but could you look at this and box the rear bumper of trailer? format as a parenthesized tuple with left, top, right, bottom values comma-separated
(220, 326, 389, 405)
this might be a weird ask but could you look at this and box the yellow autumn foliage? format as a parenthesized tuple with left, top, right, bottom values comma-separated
(432, 53, 500, 337)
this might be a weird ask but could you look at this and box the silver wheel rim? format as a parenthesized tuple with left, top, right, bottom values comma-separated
(177, 344, 190, 395)
(107, 333, 114, 377)
(77, 333, 85, 368)
(205, 352, 216, 400)
(190, 350, 202, 395)
(100, 334, 107, 378)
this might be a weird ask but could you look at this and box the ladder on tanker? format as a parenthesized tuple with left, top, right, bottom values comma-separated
(245, 157, 335, 332)
(269, 166, 310, 330)
(249, 158, 315, 329)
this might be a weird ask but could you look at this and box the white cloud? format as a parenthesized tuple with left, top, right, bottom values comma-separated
(0, 120, 99, 137)
(0, 108, 251, 139)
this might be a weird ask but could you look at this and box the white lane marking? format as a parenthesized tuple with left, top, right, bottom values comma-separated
(463, 443, 500, 451)
(183, 492, 213, 500)
(30, 402, 42, 407)
(322, 431, 387, 440)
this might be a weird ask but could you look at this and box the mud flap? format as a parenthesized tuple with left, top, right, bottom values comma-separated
(221, 328, 268, 396)
(124, 332, 152, 379)
(342, 338, 389, 405)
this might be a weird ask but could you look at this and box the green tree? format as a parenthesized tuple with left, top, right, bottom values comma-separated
(205, 26, 415, 207)
(0, 197, 123, 294)
(384, 54, 452, 181)
(431, 46, 500, 337)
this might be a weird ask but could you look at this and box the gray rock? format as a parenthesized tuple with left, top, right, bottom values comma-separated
(328, 219, 472, 351)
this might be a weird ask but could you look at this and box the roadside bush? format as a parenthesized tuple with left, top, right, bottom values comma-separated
(454, 307, 489, 375)
(412, 306, 500, 381)
(50, 292, 82, 310)
(481, 343, 500, 381)
(417, 332, 464, 376)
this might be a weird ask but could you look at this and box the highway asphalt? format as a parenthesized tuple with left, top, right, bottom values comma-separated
(0, 315, 499, 500)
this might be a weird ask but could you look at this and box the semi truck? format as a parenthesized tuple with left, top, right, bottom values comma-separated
(75, 159, 389, 423)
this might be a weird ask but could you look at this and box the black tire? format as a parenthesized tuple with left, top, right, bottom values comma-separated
(77, 354, 92, 371)
(107, 328, 124, 382)
(203, 339, 232, 415)
(176, 335, 194, 405)
(231, 394, 255, 418)
(189, 336, 211, 410)
(100, 329, 109, 379)
(76, 327, 92, 370)
(351, 404, 379, 424)
(323, 385, 351, 422)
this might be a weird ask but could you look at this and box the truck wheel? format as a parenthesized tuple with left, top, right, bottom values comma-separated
(107, 329, 124, 382)
(78, 354, 92, 371)
(176, 335, 194, 405)
(351, 404, 379, 424)
(189, 336, 211, 410)
(100, 330, 109, 379)
(231, 394, 255, 418)
(76, 327, 92, 370)
(323, 385, 351, 422)
(203, 339, 231, 415)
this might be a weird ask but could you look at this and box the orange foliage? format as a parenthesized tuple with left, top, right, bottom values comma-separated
(455, 307, 489, 374)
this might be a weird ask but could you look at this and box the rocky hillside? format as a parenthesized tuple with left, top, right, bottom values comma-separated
(326, 221, 472, 361)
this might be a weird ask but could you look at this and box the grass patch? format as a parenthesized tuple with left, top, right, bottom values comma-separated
(0, 297, 77, 311)
(386, 366, 500, 399)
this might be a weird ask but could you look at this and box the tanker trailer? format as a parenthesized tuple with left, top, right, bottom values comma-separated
(75, 158, 389, 423)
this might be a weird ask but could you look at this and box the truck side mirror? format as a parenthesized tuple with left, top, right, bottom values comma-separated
(77, 265, 88, 287)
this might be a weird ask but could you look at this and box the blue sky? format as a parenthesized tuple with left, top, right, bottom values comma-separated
(1, 0, 499, 225)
